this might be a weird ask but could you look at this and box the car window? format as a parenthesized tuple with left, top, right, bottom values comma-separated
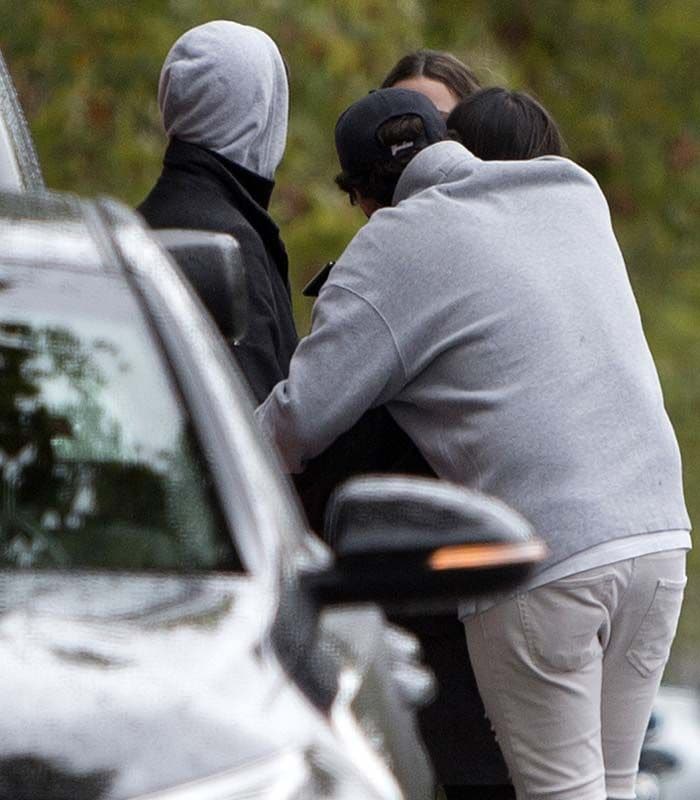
(0, 263, 241, 571)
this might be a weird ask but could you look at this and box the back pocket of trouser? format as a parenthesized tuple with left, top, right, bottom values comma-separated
(626, 577, 687, 678)
(517, 574, 613, 672)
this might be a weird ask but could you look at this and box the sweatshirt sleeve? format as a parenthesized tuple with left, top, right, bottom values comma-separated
(256, 283, 407, 473)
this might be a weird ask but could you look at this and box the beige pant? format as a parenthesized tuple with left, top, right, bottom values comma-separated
(464, 550, 686, 800)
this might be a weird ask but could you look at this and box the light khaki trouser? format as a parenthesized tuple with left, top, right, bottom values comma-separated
(464, 550, 687, 800)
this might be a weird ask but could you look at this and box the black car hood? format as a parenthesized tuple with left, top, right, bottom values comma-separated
(0, 570, 341, 799)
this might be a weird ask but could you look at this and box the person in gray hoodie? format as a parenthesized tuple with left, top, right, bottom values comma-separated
(256, 88, 690, 800)
(139, 20, 297, 403)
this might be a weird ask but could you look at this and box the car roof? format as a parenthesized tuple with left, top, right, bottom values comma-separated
(0, 189, 107, 273)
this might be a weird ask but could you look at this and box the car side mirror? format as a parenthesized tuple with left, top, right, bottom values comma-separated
(301, 476, 547, 614)
(153, 229, 246, 342)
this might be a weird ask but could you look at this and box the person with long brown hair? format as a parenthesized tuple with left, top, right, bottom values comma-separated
(382, 49, 481, 116)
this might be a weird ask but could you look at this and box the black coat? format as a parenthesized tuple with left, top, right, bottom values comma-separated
(138, 138, 298, 403)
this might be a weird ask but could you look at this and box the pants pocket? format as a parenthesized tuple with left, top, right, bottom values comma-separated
(626, 577, 687, 678)
(517, 573, 613, 672)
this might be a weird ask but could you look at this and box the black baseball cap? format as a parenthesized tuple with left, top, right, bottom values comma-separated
(335, 88, 447, 176)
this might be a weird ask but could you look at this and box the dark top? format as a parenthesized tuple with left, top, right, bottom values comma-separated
(138, 138, 298, 403)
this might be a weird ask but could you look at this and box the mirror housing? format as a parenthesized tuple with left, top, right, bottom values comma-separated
(302, 476, 547, 614)
(153, 229, 246, 342)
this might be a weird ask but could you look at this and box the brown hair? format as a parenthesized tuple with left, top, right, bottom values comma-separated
(381, 49, 480, 100)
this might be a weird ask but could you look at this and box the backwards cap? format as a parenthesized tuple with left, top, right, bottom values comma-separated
(335, 88, 447, 175)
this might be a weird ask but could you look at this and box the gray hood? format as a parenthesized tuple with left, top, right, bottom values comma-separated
(158, 20, 288, 180)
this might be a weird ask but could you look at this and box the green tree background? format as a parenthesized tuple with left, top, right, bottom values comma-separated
(2, 0, 698, 681)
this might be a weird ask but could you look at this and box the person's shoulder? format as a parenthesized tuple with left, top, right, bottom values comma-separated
(338, 203, 415, 261)
(474, 155, 609, 210)
(142, 170, 262, 233)
(537, 156, 612, 211)
(324, 208, 417, 304)
(526, 155, 602, 189)
(140, 168, 227, 219)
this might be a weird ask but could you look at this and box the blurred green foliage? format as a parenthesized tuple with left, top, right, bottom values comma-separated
(2, 0, 699, 680)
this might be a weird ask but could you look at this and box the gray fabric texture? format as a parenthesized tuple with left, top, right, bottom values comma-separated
(158, 20, 288, 180)
(256, 140, 690, 572)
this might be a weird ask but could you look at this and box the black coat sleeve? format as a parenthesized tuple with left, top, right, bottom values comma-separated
(229, 234, 294, 403)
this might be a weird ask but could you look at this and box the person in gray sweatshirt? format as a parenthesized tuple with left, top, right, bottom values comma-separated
(256, 88, 691, 800)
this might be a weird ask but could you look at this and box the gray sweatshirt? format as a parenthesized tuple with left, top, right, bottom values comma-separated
(257, 141, 690, 568)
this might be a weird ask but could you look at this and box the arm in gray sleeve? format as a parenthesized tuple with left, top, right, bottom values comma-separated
(256, 284, 407, 473)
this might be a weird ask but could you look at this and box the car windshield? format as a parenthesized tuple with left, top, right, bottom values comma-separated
(0, 262, 240, 571)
